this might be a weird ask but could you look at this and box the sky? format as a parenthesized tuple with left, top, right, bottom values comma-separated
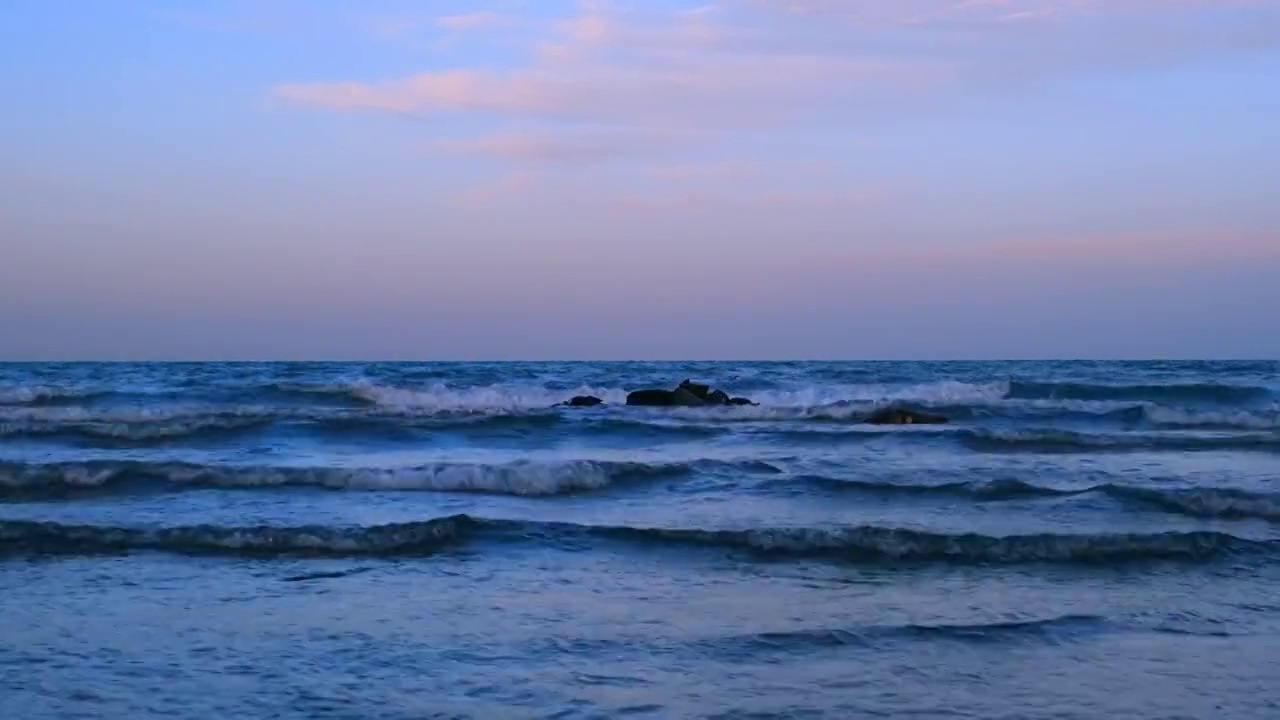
(2, 0, 1278, 360)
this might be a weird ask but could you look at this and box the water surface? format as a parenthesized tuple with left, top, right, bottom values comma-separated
(3, 361, 1279, 718)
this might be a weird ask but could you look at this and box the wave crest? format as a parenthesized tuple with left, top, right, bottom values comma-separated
(0, 516, 471, 556)
(0, 385, 103, 405)
(599, 524, 1261, 563)
(743, 614, 1108, 650)
(958, 428, 1280, 454)
(1142, 405, 1280, 430)
(1007, 381, 1269, 404)
(1, 517, 1267, 563)
(801, 476, 1280, 521)
(0, 458, 763, 497)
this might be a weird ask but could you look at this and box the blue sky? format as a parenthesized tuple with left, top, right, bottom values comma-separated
(3, 0, 1278, 360)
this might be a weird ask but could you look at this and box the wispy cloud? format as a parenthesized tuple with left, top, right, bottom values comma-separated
(437, 129, 688, 164)
(436, 11, 512, 32)
(646, 161, 760, 181)
(616, 185, 889, 212)
(276, 0, 1279, 124)
(274, 2, 939, 125)
(270, 0, 1280, 208)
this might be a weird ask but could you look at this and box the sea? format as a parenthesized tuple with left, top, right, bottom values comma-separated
(2, 360, 1279, 719)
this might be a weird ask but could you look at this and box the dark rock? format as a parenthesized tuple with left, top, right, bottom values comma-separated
(865, 407, 948, 425)
(678, 380, 712, 401)
(705, 389, 731, 405)
(670, 387, 707, 406)
(628, 382, 755, 408)
(563, 395, 603, 407)
(626, 389, 675, 406)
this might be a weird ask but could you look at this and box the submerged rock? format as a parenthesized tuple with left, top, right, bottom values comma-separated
(563, 395, 604, 407)
(728, 397, 757, 406)
(865, 407, 948, 425)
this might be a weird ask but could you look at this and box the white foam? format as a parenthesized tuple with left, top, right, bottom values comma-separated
(0, 385, 87, 404)
(345, 381, 630, 413)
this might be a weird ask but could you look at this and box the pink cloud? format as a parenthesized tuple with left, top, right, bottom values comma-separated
(274, 3, 940, 127)
(767, 0, 1275, 24)
(274, 0, 1275, 131)
(269, 0, 1280, 215)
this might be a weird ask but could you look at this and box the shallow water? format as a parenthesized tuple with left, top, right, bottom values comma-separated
(2, 361, 1279, 718)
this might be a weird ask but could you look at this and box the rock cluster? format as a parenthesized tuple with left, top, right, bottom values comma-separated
(559, 381, 949, 424)
(625, 380, 757, 407)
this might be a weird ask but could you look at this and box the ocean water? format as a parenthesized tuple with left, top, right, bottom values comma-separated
(2, 360, 1279, 719)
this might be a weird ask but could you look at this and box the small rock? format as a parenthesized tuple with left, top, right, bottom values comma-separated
(563, 395, 603, 407)
(728, 397, 757, 406)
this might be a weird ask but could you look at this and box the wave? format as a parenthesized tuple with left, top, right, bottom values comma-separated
(268, 380, 633, 413)
(1, 516, 1269, 563)
(0, 410, 726, 445)
(958, 428, 1280, 454)
(0, 516, 470, 556)
(0, 458, 774, 498)
(589, 524, 1265, 563)
(1106, 486, 1280, 522)
(0, 415, 277, 442)
(742, 614, 1109, 650)
(799, 475, 1071, 499)
(1142, 405, 1280, 431)
(1006, 381, 1270, 404)
(800, 476, 1280, 521)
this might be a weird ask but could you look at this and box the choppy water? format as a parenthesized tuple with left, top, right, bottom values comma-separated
(3, 361, 1279, 719)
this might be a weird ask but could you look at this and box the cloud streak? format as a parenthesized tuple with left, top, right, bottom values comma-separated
(437, 130, 688, 163)
(436, 11, 511, 32)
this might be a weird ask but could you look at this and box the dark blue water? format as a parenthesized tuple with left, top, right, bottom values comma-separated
(3, 361, 1280, 719)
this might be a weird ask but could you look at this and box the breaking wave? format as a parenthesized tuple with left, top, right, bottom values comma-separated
(0, 458, 774, 498)
(0, 516, 1269, 563)
(0, 385, 107, 406)
(6, 380, 1276, 437)
(0, 410, 725, 444)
